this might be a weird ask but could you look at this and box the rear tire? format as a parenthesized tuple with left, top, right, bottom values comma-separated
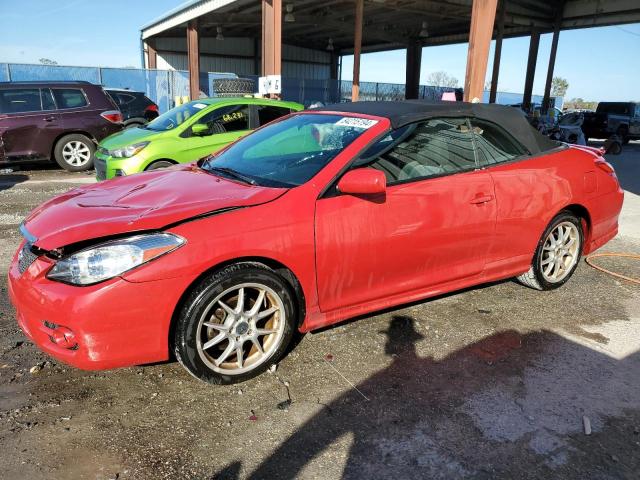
(174, 263, 297, 384)
(516, 212, 584, 290)
(53, 134, 95, 172)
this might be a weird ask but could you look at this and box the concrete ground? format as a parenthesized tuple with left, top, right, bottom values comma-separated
(0, 143, 639, 480)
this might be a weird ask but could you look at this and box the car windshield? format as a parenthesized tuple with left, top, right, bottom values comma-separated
(201, 114, 377, 188)
(145, 101, 210, 131)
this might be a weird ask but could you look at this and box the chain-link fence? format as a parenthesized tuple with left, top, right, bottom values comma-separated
(2, 62, 556, 112)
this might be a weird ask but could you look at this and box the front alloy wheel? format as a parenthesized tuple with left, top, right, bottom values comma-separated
(196, 283, 285, 375)
(174, 263, 296, 384)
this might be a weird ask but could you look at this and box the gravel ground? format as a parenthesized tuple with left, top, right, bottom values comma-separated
(0, 144, 639, 480)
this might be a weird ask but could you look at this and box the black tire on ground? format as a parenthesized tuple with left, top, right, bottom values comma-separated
(212, 78, 255, 97)
(516, 211, 584, 291)
(617, 126, 630, 145)
(53, 134, 95, 172)
(145, 160, 175, 171)
(174, 262, 297, 384)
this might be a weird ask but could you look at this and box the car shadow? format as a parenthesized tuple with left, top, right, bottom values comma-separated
(211, 316, 640, 479)
(0, 173, 28, 192)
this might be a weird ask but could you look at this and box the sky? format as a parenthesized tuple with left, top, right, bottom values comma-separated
(1, 1, 639, 101)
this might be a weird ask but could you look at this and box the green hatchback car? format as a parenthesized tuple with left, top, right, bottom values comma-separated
(94, 97, 303, 180)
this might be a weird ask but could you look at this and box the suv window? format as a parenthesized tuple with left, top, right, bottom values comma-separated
(470, 119, 528, 166)
(0, 88, 42, 113)
(109, 92, 136, 106)
(41, 89, 56, 110)
(257, 105, 291, 126)
(359, 118, 477, 184)
(52, 88, 87, 109)
(191, 104, 250, 135)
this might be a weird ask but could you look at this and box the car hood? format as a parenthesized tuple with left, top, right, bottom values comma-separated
(23, 164, 288, 251)
(99, 126, 164, 149)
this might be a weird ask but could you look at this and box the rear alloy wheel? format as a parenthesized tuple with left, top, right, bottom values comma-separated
(174, 263, 296, 384)
(516, 212, 584, 290)
(54, 134, 95, 172)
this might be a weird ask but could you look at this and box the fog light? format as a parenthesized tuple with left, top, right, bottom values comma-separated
(43, 322, 78, 350)
(115, 169, 126, 177)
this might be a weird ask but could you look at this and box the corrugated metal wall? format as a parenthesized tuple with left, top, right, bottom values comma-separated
(153, 37, 331, 80)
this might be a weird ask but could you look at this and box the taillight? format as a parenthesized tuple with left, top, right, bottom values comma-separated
(145, 104, 159, 113)
(101, 110, 123, 123)
(595, 159, 615, 174)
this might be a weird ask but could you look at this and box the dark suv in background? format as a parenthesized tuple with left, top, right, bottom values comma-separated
(0, 81, 123, 171)
(105, 89, 159, 129)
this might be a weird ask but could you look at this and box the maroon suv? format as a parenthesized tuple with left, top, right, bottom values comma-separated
(0, 81, 123, 171)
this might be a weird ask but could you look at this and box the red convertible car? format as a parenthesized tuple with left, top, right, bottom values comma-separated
(8, 102, 623, 384)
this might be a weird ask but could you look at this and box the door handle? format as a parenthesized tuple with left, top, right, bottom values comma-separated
(470, 194, 494, 204)
(44, 116, 56, 122)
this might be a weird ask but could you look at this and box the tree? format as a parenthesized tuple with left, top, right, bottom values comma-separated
(426, 71, 459, 88)
(551, 77, 569, 97)
(39, 58, 58, 65)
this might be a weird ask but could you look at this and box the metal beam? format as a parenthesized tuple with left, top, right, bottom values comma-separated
(542, 2, 563, 113)
(187, 20, 200, 100)
(522, 28, 540, 112)
(261, 0, 282, 82)
(405, 40, 422, 100)
(464, 0, 498, 102)
(489, 0, 506, 103)
(147, 42, 157, 69)
(352, 0, 363, 102)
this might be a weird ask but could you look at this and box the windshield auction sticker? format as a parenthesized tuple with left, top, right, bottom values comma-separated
(193, 103, 207, 109)
(335, 117, 378, 129)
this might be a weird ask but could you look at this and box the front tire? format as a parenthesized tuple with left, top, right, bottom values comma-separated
(53, 134, 95, 172)
(174, 263, 297, 384)
(516, 212, 584, 290)
(146, 160, 175, 171)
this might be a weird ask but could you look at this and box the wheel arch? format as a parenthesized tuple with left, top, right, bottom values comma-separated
(558, 203, 592, 246)
(168, 256, 307, 352)
(50, 131, 97, 161)
(144, 158, 178, 170)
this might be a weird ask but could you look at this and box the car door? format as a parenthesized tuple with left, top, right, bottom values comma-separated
(180, 104, 252, 160)
(0, 87, 62, 161)
(468, 117, 540, 266)
(631, 104, 640, 136)
(315, 118, 497, 313)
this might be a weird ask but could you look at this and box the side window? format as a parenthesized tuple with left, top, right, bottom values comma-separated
(0, 88, 42, 113)
(113, 93, 135, 105)
(257, 105, 291, 126)
(360, 118, 477, 185)
(470, 119, 528, 166)
(41, 89, 56, 110)
(52, 89, 88, 109)
(192, 104, 249, 135)
(635, 104, 640, 118)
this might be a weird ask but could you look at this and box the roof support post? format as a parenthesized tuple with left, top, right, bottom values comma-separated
(147, 42, 157, 69)
(522, 28, 540, 113)
(489, 0, 506, 103)
(261, 0, 282, 82)
(542, 3, 563, 113)
(352, 0, 364, 102)
(405, 40, 422, 100)
(464, 0, 498, 102)
(187, 19, 200, 100)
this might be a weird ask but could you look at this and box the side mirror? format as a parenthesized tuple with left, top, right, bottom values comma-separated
(337, 168, 386, 195)
(192, 123, 209, 136)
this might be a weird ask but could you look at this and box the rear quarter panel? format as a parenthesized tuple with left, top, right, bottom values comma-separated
(485, 146, 622, 273)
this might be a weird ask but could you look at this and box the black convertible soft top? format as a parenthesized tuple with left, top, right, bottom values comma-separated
(316, 100, 560, 155)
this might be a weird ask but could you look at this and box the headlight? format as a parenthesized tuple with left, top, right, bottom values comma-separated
(47, 233, 184, 286)
(109, 141, 149, 158)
